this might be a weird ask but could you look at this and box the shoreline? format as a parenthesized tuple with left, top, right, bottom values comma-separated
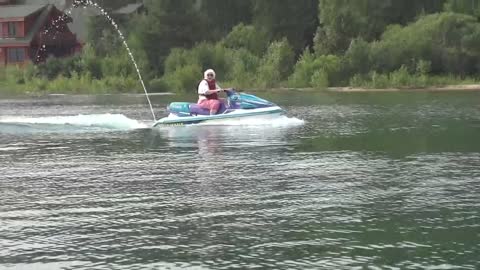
(255, 84, 480, 93)
(2, 84, 480, 98)
(328, 84, 480, 92)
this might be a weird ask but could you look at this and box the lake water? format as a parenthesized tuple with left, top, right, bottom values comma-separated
(1, 91, 479, 269)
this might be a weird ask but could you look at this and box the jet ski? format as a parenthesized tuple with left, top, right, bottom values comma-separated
(153, 90, 284, 127)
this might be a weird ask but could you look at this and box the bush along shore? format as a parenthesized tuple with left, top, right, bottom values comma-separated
(2, 56, 479, 96)
(0, 44, 142, 96)
(4, 1, 480, 95)
(2, 61, 480, 96)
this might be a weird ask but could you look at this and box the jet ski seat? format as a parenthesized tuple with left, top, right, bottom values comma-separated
(168, 102, 227, 116)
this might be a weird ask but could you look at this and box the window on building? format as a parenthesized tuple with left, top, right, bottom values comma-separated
(7, 22, 17, 37)
(7, 48, 25, 63)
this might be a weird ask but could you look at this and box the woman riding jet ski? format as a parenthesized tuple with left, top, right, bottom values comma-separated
(197, 69, 228, 115)
(153, 69, 284, 127)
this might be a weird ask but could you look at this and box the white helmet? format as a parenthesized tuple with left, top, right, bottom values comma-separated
(204, 69, 216, 80)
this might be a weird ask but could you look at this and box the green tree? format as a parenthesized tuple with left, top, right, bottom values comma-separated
(199, 0, 253, 40)
(86, 16, 123, 56)
(288, 51, 342, 88)
(252, 0, 318, 53)
(137, 0, 204, 74)
(79, 0, 132, 54)
(256, 39, 295, 88)
(221, 23, 269, 56)
(343, 38, 371, 76)
(316, 0, 446, 54)
(444, 0, 480, 16)
(370, 12, 480, 75)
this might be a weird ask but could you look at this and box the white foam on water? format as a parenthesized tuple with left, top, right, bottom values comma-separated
(0, 114, 148, 130)
(0, 147, 28, 151)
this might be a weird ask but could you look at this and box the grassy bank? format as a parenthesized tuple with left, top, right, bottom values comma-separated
(0, 65, 143, 96)
(347, 67, 480, 90)
(2, 63, 480, 96)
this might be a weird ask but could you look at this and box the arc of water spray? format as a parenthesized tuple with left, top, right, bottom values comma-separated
(39, 0, 157, 122)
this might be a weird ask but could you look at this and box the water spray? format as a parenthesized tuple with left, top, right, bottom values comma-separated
(37, 0, 157, 122)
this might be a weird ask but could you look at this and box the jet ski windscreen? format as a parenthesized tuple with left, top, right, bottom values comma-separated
(237, 93, 275, 109)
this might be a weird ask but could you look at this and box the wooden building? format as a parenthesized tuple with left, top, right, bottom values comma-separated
(0, 3, 80, 66)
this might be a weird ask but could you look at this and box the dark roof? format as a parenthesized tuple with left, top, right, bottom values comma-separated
(0, 4, 45, 18)
(16, 0, 70, 10)
(113, 3, 143, 15)
(0, 5, 52, 46)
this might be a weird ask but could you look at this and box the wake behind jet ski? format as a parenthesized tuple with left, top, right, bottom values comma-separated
(153, 89, 284, 127)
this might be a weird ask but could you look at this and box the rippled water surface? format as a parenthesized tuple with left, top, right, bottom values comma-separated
(1, 91, 479, 269)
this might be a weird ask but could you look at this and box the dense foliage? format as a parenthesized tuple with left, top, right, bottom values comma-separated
(5, 0, 480, 94)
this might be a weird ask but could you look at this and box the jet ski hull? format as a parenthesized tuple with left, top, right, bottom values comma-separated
(153, 106, 284, 127)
